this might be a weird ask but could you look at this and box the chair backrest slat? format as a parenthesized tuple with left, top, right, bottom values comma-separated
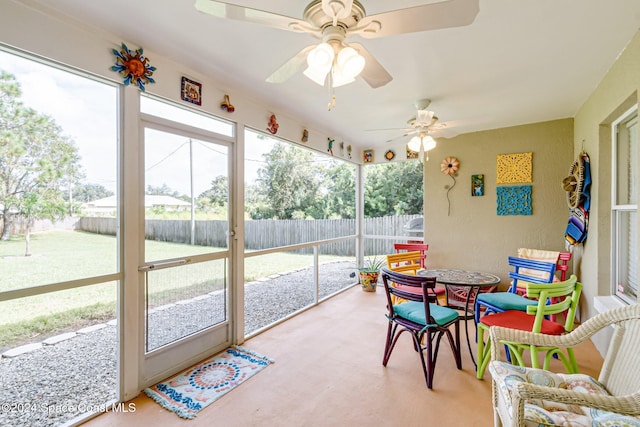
(381, 267, 437, 323)
(524, 274, 581, 333)
(508, 256, 556, 292)
(386, 251, 423, 276)
(394, 243, 429, 269)
(556, 252, 572, 281)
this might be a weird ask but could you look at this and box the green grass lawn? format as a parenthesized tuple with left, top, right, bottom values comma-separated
(0, 230, 352, 348)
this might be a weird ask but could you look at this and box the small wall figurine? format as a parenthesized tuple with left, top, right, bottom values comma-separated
(267, 114, 279, 134)
(220, 94, 235, 112)
(327, 137, 335, 155)
(347, 145, 352, 159)
(301, 129, 309, 142)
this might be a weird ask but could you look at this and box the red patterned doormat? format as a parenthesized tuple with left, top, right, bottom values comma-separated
(144, 345, 274, 419)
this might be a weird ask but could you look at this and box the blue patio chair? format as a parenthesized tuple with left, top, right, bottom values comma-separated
(474, 256, 556, 325)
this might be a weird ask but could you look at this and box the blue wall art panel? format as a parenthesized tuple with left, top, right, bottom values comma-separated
(496, 185, 532, 215)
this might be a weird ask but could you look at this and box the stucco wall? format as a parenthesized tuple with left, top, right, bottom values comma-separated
(574, 30, 640, 324)
(423, 119, 574, 288)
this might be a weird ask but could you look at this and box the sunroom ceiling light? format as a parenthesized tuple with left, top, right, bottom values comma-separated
(306, 42, 334, 72)
(303, 42, 365, 88)
(408, 135, 436, 152)
(337, 46, 365, 79)
(408, 134, 437, 162)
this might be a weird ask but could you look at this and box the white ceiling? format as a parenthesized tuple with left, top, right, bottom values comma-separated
(29, 0, 640, 150)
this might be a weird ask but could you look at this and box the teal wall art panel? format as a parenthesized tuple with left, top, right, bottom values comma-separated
(496, 185, 532, 215)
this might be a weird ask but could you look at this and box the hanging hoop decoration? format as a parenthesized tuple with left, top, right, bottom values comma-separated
(440, 157, 460, 175)
(562, 156, 584, 209)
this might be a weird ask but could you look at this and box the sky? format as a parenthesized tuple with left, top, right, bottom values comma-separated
(0, 49, 119, 193)
(0, 48, 333, 198)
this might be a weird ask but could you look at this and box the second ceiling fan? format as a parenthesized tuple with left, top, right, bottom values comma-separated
(195, 0, 480, 90)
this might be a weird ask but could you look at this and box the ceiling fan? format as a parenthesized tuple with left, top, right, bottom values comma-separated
(368, 98, 445, 157)
(371, 99, 444, 139)
(195, 0, 480, 91)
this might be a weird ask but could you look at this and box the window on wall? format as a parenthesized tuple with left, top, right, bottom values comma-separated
(0, 47, 120, 425)
(612, 105, 638, 303)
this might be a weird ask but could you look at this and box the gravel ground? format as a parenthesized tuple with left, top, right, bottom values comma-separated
(0, 261, 359, 427)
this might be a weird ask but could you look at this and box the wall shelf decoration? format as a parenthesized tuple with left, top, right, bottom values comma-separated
(496, 152, 532, 183)
(497, 185, 532, 215)
(182, 77, 202, 105)
(385, 150, 395, 161)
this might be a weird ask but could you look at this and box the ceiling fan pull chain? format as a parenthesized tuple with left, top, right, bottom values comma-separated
(327, 73, 336, 111)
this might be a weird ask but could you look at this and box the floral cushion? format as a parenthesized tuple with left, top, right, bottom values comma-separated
(489, 361, 640, 427)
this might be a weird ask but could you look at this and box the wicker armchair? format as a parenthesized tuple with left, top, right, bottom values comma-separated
(488, 303, 640, 426)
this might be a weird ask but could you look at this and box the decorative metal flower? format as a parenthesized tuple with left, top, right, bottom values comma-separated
(440, 156, 460, 175)
(111, 43, 156, 91)
(440, 156, 460, 216)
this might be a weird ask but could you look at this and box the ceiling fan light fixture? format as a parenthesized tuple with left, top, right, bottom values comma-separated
(303, 65, 329, 86)
(422, 135, 437, 151)
(331, 66, 356, 87)
(306, 42, 334, 72)
(336, 45, 365, 79)
(408, 135, 437, 153)
(407, 136, 422, 153)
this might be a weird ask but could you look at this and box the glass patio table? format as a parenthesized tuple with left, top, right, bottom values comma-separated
(417, 268, 500, 367)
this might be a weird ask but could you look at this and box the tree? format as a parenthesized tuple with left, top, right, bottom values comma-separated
(242, 141, 422, 220)
(20, 191, 66, 256)
(146, 183, 189, 202)
(0, 71, 83, 242)
(71, 183, 114, 203)
(252, 142, 321, 219)
(197, 175, 228, 215)
(364, 161, 423, 217)
(322, 160, 356, 219)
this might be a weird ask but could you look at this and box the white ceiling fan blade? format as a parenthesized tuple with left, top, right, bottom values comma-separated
(385, 131, 418, 143)
(194, 0, 318, 34)
(366, 127, 414, 132)
(351, 0, 479, 39)
(266, 45, 316, 83)
(350, 43, 392, 88)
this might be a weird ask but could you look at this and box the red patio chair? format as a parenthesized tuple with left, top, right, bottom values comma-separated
(393, 243, 445, 298)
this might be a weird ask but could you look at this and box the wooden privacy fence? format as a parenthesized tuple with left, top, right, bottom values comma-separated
(75, 215, 423, 256)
